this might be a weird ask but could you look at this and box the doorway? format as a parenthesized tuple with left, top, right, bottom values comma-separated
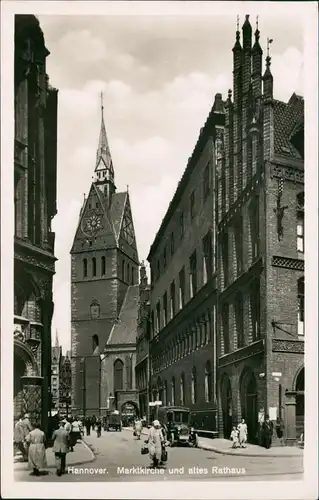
(241, 372, 258, 443)
(221, 376, 232, 438)
(295, 368, 304, 439)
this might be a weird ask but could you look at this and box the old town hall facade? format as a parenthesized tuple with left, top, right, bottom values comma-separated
(70, 99, 139, 417)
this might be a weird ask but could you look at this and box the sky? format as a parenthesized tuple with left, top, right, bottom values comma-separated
(37, 4, 304, 352)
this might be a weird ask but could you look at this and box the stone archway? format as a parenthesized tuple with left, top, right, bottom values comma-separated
(221, 374, 232, 438)
(294, 367, 304, 439)
(121, 401, 139, 420)
(14, 339, 41, 421)
(240, 369, 258, 443)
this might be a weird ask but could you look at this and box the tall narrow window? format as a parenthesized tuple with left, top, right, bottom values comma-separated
(203, 164, 210, 200)
(131, 267, 135, 285)
(127, 263, 130, 283)
(250, 196, 259, 259)
(180, 212, 184, 239)
(163, 247, 167, 268)
(151, 311, 155, 337)
(191, 367, 197, 404)
(297, 277, 304, 336)
(113, 359, 124, 391)
(297, 192, 304, 253)
(190, 190, 195, 219)
(180, 373, 185, 405)
(205, 361, 212, 403)
(235, 292, 244, 348)
(222, 303, 230, 354)
(203, 231, 212, 285)
(83, 258, 88, 278)
(234, 215, 243, 275)
(101, 256, 106, 276)
(156, 260, 160, 280)
(170, 232, 175, 255)
(122, 260, 125, 281)
(156, 301, 161, 333)
(92, 334, 99, 354)
(179, 267, 185, 309)
(251, 279, 261, 340)
(163, 292, 168, 327)
(92, 257, 97, 277)
(170, 281, 176, 319)
(171, 377, 176, 406)
(222, 231, 229, 287)
(252, 135, 257, 176)
(189, 250, 197, 298)
(163, 380, 167, 406)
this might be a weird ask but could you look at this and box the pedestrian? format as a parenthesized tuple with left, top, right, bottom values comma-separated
(85, 417, 91, 436)
(237, 419, 248, 448)
(96, 419, 102, 438)
(52, 420, 69, 476)
(262, 415, 274, 449)
(70, 417, 82, 448)
(25, 421, 47, 476)
(275, 417, 285, 446)
(14, 414, 28, 461)
(230, 426, 239, 448)
(134, 418, 142, 440)
(146, 420, 165, 468)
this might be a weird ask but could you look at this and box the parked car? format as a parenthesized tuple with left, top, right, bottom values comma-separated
(105, 411, 122, 432)
(158, 406, 199, 447)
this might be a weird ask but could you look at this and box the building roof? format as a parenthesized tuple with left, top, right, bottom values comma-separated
(51, 345, 61, 363)
(110, 191, 127, 241)
(273, 93, 304, 160)
(107, 285, 139, 345)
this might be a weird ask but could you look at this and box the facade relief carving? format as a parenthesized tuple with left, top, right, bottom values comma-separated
(272, 339, 304, 353)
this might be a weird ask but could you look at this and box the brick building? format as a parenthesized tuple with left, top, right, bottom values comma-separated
(147, 95, 225, 431)
(70, 98, 139, 417)
(51, 331, 62, 410)
(216, 16, 304, 445)
(136, 262, 151, 420)
(14, 15, 58, 432)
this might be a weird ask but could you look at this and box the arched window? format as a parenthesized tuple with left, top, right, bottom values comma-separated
(297, 192, 304, 253)
(180, 373, 185, 405)
(222, 303, 230, 354)
(235, 292, 244, 348)
(127, 263, 130, 283)
(113, 359, 124, 391)
(92, 334, 99, 354)
(205, 361, 212, 403)
(83, 258, 88, 278)
(92, 257, 97, 277)
(191, 367, 197, 404)
(171, 376, 175, 406)
(131, 267, 135, 285)
(297, 277, 304, 336)
(163, 380, 167, 406)
(101, 256, 106, 276)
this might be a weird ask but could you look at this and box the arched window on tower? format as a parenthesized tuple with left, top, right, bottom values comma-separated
(83, 258, 87, 278)
(113, 359, 124, 391)
(297, 277, 304, 336)
(205, 361, 212, 403)
(101, 256, 106, 276)
(92, 257, 97, 277)
(191, 367, 197, 404)
(127, 263, 130, 284)
(92, 334, 99, 354)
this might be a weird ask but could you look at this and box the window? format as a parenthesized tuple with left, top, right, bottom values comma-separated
(180, 373, 185, 405)
(250, 196, 259, 259)
(235, 293, 244, 348)
(251, 279, 260, 340)
(101, 256, 106, 276)
(170, 232, 175, 255)
(121, 260, 125, 281)
(203, 231, 213, 285)
(113, 359, 124, 391)
(190, 190, 195, 219)
(297, 277, 304, 335)
(131, 267, 135, 285)
(234, 215, 243, 275)
(222, 303, 230, 354)
(191, 367, 197, 404)
(156, 301, 161, 333)
(170, 281, 176, 319)
(83, 258, 87, 278)
(163, 247, 167, 268)
(297, 192, 304, 253)
(127, 263, 130, 283)
(163, 292, 168, 327)
(156, 260, 160, 280)
(222, 231, 229, 287)
(151, 311, 155, 337)
(179, 267, 185, 309)
(189, 250, 197, 298)
(92, 334, 99, 353)
(92, 257, 97, 277)
(171, 377, 176, 406)
(180, 212, 184, 239)
(203, 164, 210, 200)
(205, 361, 212, 403)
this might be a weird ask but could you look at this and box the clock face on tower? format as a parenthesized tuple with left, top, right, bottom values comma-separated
(81, 210, 103, 237)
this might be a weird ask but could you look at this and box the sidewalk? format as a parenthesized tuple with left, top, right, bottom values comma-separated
(14, 440, 95, 472)
(122, 427, 303, 458)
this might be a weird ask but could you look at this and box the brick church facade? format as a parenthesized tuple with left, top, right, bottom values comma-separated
(216, 16, 304, 444)
(70, 99, 139, 417)
(14, 15, 58, 432)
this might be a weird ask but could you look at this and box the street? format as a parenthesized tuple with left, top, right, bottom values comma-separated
(15, 429, 303, 482)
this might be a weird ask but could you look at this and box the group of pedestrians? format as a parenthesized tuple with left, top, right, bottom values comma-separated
(84, 415, 102, 437)
(230, 415, 275, 449)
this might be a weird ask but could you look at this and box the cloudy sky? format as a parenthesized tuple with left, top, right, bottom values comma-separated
(36, 3, 304, 352)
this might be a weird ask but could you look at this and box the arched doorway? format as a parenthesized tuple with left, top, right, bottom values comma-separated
(241, 371, 258, 443)
(121, 401, 139, 422)
(221, 375, 232, 438)
(295, 368, 304, 438)
(14, 354, 26, 418)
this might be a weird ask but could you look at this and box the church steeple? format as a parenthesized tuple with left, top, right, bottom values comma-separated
(55, 329, 59, 347)
(94, 92, 116, 205)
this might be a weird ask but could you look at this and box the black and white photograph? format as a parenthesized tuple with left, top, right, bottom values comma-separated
(1, 1, 318, 499)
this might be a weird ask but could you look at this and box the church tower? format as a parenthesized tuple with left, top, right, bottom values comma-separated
(70, 95, 140, 415)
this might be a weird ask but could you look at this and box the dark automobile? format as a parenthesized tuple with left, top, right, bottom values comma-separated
(158, 406, 198, 447)
(105, 411, 122, 432)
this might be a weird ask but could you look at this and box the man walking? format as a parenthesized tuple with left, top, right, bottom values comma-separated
(52, 420, 69, 476)
(14, 414, 28, 461)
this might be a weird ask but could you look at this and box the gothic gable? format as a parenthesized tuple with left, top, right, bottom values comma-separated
(119, 195, 137, 251)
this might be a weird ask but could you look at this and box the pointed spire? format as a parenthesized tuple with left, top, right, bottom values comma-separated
(232, 15, 242, 52)
(55, 329, 59, 347)
(242, 14, 252, 49)
(252, 15, 262, 54)
(95, 92, 114, 175)
(263, 38, 274, 98)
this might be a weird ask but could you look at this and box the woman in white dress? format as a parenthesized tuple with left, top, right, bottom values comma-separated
(25, 421, 47, 476)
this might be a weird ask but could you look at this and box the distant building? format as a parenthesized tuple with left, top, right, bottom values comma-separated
(13, 15, 58, 431)
(135, 262, 151, 420)
(147, 95, 224, 431)
(59, 351, 72, 418)
(216, 16, 304, 445)
(70, 98, 139, 417)
(51, 332, 62, 410)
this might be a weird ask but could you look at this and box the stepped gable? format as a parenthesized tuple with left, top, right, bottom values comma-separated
(107, 285, 139, 345)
